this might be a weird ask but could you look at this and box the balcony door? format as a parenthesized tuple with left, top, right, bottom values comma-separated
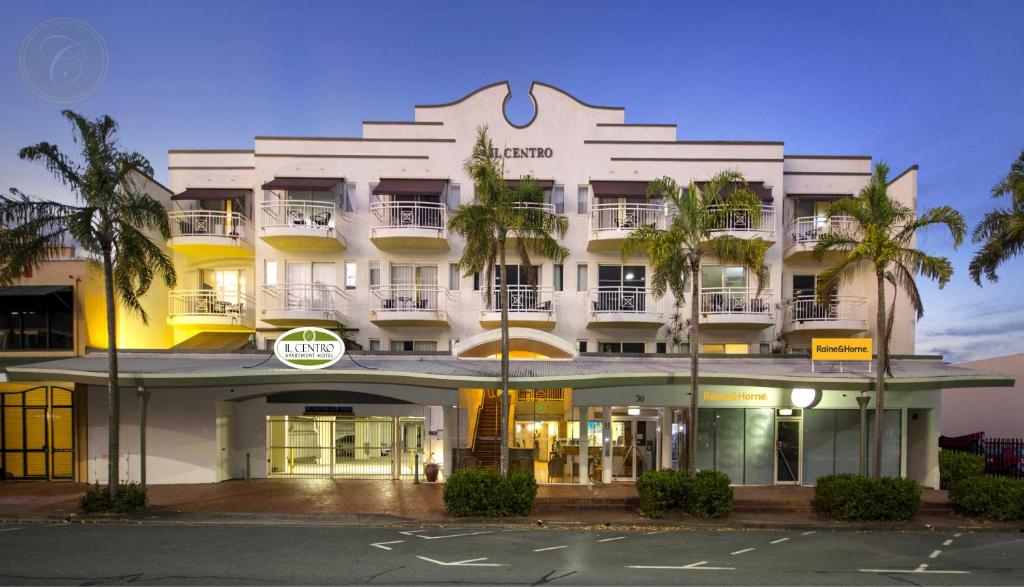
(791, 274, 837, 320)
(493, 264, 539, 310)
(597, 265, 646, 312)
(200, 269, 246, 303)
(286, 262, 335, 309)
(390, 263, 437, 309)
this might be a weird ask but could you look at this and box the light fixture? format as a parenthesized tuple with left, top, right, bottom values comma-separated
(778, 408, 794, 416)
(627, 407, 641, 416)
(791, 388, 818, 408)
(625, 272, 635, 280)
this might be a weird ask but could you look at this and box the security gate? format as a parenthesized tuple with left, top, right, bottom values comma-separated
(1, 385, 75, 480)
(266, 416, 423, 479)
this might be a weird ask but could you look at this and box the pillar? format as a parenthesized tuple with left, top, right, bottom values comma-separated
(659, 408, 673, 470)
(578, 406, 589, 485)
(602, 405, 613, 484)
(442, 405, 457, 479)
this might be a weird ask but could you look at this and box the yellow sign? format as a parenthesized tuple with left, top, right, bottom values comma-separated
(811, 338, 872, 361)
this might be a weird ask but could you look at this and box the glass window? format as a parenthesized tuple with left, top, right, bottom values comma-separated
(368, 339, 380, 351)
(599, 265, 646, 288)
(345, 261, 357, 290)
(577, 185, 589, 214)
(724, 267, 747, 289)
(577, 340, 588, 353)
(702, 266, 724, 289)
(599, 342, 621, 353)
(264, 260, 278, 286)
(553, 264, 563, 292)
(576, 264, 589, 292)
(792, 274, 816, 297)
(343, 182, 356, 212)
(473, 271, 481, 291)
(448, 263, 460, 291)
(656, 342, 667, 354)
(369, 261, 380, 288)
(446, 184, 460, 210)
(622, 342, 645, 353)
(551, 185, 564, 214)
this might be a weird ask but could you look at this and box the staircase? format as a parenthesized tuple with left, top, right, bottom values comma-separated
(471, 395, 502, 469)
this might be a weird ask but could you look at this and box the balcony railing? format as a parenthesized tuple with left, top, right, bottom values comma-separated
(707, 204, 775, 236)
(481, 286, 555, 313)
(785, 295, 867, 324)
(169, 289, 254, 324)
(370, 285, 446, 312)
(261, 200, 339, 231)
(590, 203, 666, 233)
(261, 284, 345, 314)
(168, 210, 250, 243)
(699, 287, 774, 315)
(369, 201, 446, 230)
(788, 215, 857, 246)
(589, 286, 664, 315)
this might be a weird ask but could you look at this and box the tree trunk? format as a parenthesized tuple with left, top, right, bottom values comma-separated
(498, 239, 510, 476)
(102, 246, 121, 498)
(873, 271, 886, 478)
(687, 267, 700, 473)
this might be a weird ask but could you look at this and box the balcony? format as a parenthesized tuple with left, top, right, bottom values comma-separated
(369, 285, 449, 327)
(783, 295, 868, 334)
(259, 200, 345, 250)
(369, 201, 448, 250)
(588, 203, 667, 251)
(707, 204, 776, 243)
(785, 215, 857, 259)
(168, 211, 253, 260)
(167, 290, 254, 331)
(260, 284, 347, 327)
(699, 287, 775, 329)
(479, 286, 556, 330)
(587, 287, 666, 328)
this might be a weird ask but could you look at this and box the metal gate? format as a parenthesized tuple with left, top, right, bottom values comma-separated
(266, 416, 424, 479)
(1, 385, 75, 480)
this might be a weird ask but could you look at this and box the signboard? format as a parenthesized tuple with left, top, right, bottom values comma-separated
(273, 327, 346, 370)
(811, 338, 872, 361)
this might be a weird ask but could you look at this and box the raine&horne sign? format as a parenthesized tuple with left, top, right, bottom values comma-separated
(273, 327, 346, 370)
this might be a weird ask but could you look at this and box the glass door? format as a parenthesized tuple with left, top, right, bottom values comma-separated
(775, 419, 801, 484)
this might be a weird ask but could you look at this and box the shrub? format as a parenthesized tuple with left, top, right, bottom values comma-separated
(689, 470, 733, 518)
(443, 468, 537, 517)
(815, 474, 920, 520)
(636, 470, 692, 518)
(950, 476, 1024, 520)
(939, 450, 985, 490)
(79, 482, 149, 514)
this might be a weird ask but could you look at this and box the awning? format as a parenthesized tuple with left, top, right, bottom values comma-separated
(590, 180, 652, 198)
(504, 179, 555, 190)
(0, 285, 72, 297)
(261, 177, 343, 191)
(787, 193, 854, 201)
(696, 181, 774, 202)
(171, 188, 251, 201)
(172, 332, 252, 350)
(372, 178, 447, 196)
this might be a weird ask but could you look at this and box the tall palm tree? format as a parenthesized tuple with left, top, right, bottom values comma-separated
(623, 171, 768, 473)
(970, 149, 1024, 284)
(448, 126, 569, 474)
(0, 111, 176, 498)
(813, 162, 964, 477)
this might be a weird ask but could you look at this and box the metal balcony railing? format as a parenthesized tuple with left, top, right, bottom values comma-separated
(370, 285, 446, 312)
(699, 287, 774, 315)
(707, 204, 775, 236)
(169, 289, 254, 324)
(369, 201, 446, 230)
(261, 284, 345, 318)
(589, 286, 664, 315)
(788, 215, 857, 246)
(589, 203, 666, 234)
(168, 210, 250, 243)
(481, 286, 555, 313)
(785, 295, 867, 324)
(261, 200, 339, 231)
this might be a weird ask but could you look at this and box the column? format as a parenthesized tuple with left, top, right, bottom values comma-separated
(659, 408, 673, 470)
(442, 405, 457, 479)
(602, 405, 613, 484)
(577, 407, 589, 485)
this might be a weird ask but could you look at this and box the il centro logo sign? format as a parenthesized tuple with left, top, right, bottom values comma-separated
(274, 327, 345, 370)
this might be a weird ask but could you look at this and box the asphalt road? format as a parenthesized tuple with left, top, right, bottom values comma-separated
(1, 522, 1022, 585)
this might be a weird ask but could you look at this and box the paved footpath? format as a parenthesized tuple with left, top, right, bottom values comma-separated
(1, 522, 1022, 585)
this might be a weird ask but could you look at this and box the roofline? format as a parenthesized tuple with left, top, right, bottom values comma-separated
(596, 123, 676, 128)
(888, 164, 920, 185)
(254, 136, 455, 143)
(363, 121, 444, 126)
(414, 80, 509, 109)
(168, 149, 254, 154)
(785, 154, 872, 160)
(585, 139, 785, 146)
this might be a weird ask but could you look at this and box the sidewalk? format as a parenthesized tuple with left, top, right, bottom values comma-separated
(0, 479, 1018, 532)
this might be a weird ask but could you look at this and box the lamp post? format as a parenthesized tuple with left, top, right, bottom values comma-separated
(856, 393, 871, 477)
(137, 385, 150, 492)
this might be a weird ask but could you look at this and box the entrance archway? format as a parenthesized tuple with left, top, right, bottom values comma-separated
(454, 327, 576, 359)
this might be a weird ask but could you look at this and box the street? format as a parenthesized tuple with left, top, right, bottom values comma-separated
(1, 522, 1022, 585)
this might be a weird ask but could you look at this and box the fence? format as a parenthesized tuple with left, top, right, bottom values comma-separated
(169, 210, 250, 243)
(939, 433, 1024, 480)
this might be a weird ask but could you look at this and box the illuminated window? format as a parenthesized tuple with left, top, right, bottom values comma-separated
(701, 343, 750, 354)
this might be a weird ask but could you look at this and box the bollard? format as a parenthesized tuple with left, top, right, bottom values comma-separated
(414, 452, 420, 484)
(246, 452, 251, 482)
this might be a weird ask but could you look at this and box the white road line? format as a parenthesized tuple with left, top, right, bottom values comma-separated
(860, 563, 969, 575)
(416, 555, 505, 567)
(533, 545, 568, 552)
(0, 527, 24, 533)
(399, 530, 428, 535)
(645, 530, 668, 535)
(954, 532, 963, 537)
(801, 531, 816, 536)
(770, 537, 790, 544)
(629, 561, 735, 571)
(370, 541, 404, 551)
(418, 531, 494, 540)
(929, 550, 942, 559)
(730, 548, 755, 555)
(943, 539, 953, 546)
(598, 536, 626, 542)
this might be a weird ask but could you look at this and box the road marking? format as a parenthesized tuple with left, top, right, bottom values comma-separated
(533, 545, 568, 552)
(645, 531, 668, 535)
(730, 548, 755, 555)
(0, 527, 24, 533)
(954, 533, 963, 537)
(416, 555, 505, 567)
(598, 536, 626, 542)
(404, 530, 493, 540)
(943, 539, 953, 546)
(399, 530, 428, 535)
(370, 541, 404, 551)
(801, 531, 816, 536)
(860, 564, 969, 575)
(629, 561, 735, 571)
(929, 550, 942, 559)
(770, 537, 790, 544)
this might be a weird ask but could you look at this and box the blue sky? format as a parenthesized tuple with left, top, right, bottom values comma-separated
(2, 1, 1022, 362)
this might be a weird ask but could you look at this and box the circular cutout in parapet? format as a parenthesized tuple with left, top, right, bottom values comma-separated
(502, 82, 538, 128)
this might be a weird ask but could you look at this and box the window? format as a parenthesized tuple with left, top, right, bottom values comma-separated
(792, 274, 816, 297)
(701, 343, 750, 354)
(598, 341, 646, 353)
(389, 340, 438, 352)
(551, 185, 565, 214)
(264, 260, 278, 286)
(701, 265, 747, 289)
(656, 342, 667, 354)
(345, 261, 357, 290)
(368, 339, 380, 351)
(576, 263, 589, 292)
(343, 182, 356, 212)
(473, 271, 481, 291)
(553, 264, 564, 292)
(369, 261, 380, 288)
(577, 185, 589, 214)
(599, 265, 647, 289)
(577, 340, 589, 353)
(0, 289, 74, 350)
(448, 263, 461, 291)
(446, 184, 460, 211)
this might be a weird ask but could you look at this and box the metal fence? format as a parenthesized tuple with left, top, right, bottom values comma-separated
(169, 210, 250, 243)
(940, 433, 1024, 481)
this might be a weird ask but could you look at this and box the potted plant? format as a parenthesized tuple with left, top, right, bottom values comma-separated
(424, 452, 439, 482)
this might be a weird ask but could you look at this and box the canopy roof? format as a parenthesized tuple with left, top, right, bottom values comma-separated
(590, 180, 652, 198)
(0, 285, 71, 297)
(373, 178, 447, 196)
(261, 177, 342, 191)
(171, 188, 251, 201)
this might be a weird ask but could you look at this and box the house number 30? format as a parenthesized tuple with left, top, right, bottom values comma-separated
(635, 394, 645, 403)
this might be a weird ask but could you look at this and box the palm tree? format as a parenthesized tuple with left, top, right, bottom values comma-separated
(0, 111, 176, 498)
(813, 162, 964, 477)
(970, 149, 1024, 284)
(623, 171, 769, 473)
(448, 126, 569, 474)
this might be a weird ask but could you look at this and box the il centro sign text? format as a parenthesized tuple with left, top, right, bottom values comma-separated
(811, 337, 872, 361)
(274, 327, 346, 369)
(491, 146, 553, 159)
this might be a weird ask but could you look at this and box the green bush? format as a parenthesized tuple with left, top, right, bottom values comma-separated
(814, 474, 920, 520)
(79, 482, 149, 514)
(636, 469, 732, 518)
(690, 470, 733, 518)
(443, 468, 537, 517)
(950, 476, 1024, 520)
(939, 450, 985, 490)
